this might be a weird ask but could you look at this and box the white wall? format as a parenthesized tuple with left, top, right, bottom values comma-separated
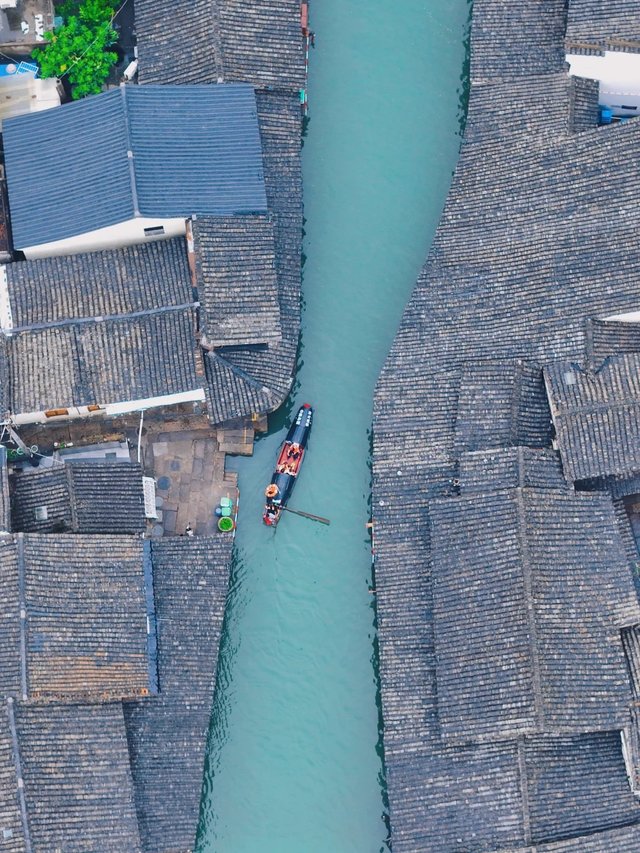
(12, 388, 206, 425)
(103, 389, 205, 416)
(0, 264, 11, 331)
(21, 215, 187, 260)
(567, 51, 640, 116)
(603, 310, 640, 322)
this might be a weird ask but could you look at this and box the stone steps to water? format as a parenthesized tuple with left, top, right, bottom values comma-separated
(223, 470, 239, 489)
(217, 428, 255, 455)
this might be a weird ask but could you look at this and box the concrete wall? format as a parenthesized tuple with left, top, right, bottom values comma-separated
(21, 216, 187, 260)
(567, 50, 640, 116)
(12, 389, 206, 425)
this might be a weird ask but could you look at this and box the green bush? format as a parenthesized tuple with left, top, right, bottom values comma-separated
(32, 0, 118, 100)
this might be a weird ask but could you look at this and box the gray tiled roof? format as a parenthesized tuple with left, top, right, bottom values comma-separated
(9, 701, 142, 852)
(0, 448, 10, 533)
(579, 472, 640, 503)
(203, 92, 303, 424)
(464, 74, 599, 147)
(431, 488, 639, 745)
(527, 825, 640, 852)
(622, 623, 640, 701)
(2, 95, 303, 427)
(217, 0, 306, 89)
(193, 215, 281, 347)
(124, 536, 231, 853)
(65, 461, 147, 533)
(453, 360, 552, 454)
(204, 350, 275, 424)
(134, 0, 221, 85)
(2, 234, 202, 416)
(5, 238, 192, 328)
(220, 93, 302, 396)
(397, 739, 524, 852)
(0, 533, 152, 701)
(134, 0, 306, 90)
(376, 368, 461, 484)
(4, 85, 267, 250)
(371, 0, 640, 847)
(544, 353, 640, 482)
(0, 718, 22, 851)
(566, 0, 640, 51)
(3, 93, 302, 427)
(0, 540, 20, 702)
(0, 336, 11, 419)
(522, 732, 640, 844)
(9, 308, 201, 415)
(384, 729, 640, 853)
(10, 461, 146, 534)
(585, 318, 640, 367)
(612, 500, 640, 598)
(470, 0, 568, 82)
(10, 466, 68, 533)
(459, 447, 568, 493)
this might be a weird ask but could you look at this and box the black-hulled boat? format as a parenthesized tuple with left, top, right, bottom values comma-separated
(263, 403, 313, 526)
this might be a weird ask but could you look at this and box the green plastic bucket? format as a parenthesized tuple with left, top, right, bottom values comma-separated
(218, 516, 235, 532)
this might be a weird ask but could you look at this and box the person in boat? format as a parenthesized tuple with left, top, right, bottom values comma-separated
(288, 443, 301, 460)
(265, 483, 281, 505)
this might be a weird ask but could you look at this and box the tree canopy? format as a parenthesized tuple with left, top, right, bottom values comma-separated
(32, 0, 119, 100)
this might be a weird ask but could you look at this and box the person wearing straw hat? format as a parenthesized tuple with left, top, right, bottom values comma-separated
(265, 483, 281, 505)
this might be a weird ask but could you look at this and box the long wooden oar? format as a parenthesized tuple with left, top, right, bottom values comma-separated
(280, 505, 330, 525)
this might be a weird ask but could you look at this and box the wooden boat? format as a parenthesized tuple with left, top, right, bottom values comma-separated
(263, 403, 313, 526)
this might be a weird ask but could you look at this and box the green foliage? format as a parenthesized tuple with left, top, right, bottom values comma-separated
(32, 0, 118, 100)
(59, 0, 117, 25)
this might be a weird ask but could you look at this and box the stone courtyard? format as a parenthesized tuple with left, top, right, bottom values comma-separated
(145, 430, 238, 537)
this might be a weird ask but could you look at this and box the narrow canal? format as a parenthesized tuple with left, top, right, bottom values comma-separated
(197, 2, 470, 850)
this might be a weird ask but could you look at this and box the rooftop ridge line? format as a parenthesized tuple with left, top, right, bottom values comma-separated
(2, 301, 199, 336)
(16, 533, 27, 702)
(119, 84, 140, 217)
(517, 445, 526, 488)
(209, 350, 274, 395)
(517, 736, 532, 845)
(515, 488, 545, 730)
(65, 465, 79, 532)
(6, 697, 32, 853)
(210, 0, 224, 81)
(510, 362, 525, 444)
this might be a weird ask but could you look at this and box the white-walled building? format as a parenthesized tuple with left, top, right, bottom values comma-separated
(3, 83, 267, 259)
(565, 0, 640, 117)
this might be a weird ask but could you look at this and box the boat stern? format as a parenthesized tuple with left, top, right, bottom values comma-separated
(263, 506, 281, 526)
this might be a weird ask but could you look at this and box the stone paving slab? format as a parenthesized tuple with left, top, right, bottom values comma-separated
(145, 429, 239, 537)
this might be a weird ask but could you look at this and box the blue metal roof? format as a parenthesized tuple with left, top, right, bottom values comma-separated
(4, 90, 133, 249)
(4, 84, 267, 250)
(127, 85, 267, 218)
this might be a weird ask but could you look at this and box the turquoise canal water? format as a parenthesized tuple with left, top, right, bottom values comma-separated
(197, 3, 470, 850)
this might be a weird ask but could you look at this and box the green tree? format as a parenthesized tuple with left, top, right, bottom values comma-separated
(32, 0, 118, 100)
